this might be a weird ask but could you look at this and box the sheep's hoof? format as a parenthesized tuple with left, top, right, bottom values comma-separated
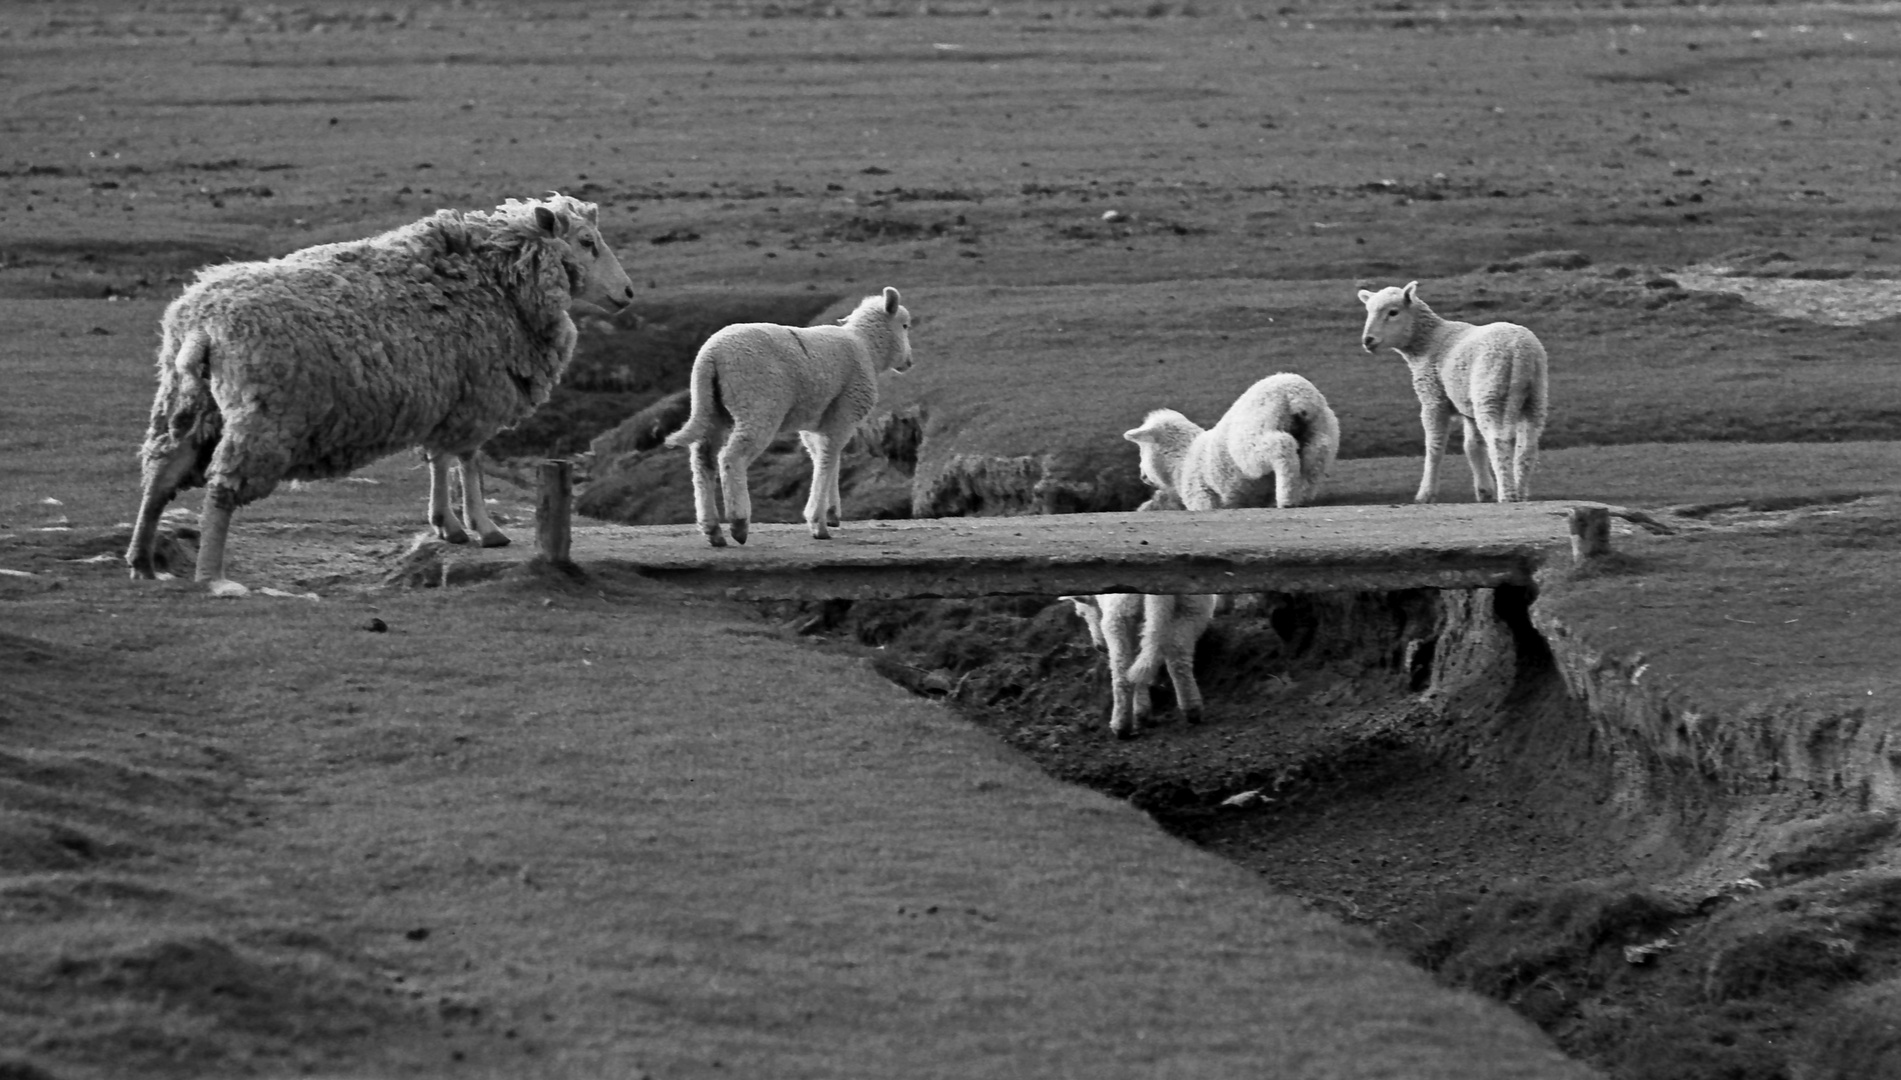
(128, 560, 155, 581)
(1182, 705, 1205, 725)
(1111, 724, 1138, 741)
(730, 518, 749, 545)
(478, 531, 511, 549)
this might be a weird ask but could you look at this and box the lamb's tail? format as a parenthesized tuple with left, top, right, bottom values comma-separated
(1125, 594, 1177, 687)
(663, 352, 721, 449)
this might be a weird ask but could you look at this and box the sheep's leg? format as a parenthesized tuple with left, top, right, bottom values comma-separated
(457, 451, 510, 548)
(717, 429, 765, 545)
(800, 431, 845, 540)
(426, 453, 470, 544)
(686, 438, 727, 547)
(127, 440, 201, 579)
(1415, 405, 1452, 503)
(1102, 597, 1145, 740)
(194, 484, 238, 584)
(1511, 418, 1541, 503)
(1461, 416, 1497, 502)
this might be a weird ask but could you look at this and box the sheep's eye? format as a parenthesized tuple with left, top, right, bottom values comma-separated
(1385, 309, 1397, 318)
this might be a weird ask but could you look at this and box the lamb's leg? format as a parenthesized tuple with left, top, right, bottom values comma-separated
(1102, 596, 1144, 740)
(457, 451, 510, 547)
(686, 438, 727, 547)
(1485, 422, 1517, 503)
(427, 453, 470, 544)
(1416, 405, 1452, 503)
(1461, 416, 1497, 503)
(1164, 597, 1213, 724)
(800, 431, 845, 540)
(127, 440, 201, 580)
(717, 429, 764, 546)
(1511, 418, 1542, 503)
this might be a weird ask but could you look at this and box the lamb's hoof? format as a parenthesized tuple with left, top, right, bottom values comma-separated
(730, 518, 749, 545)
(478, 531, 511, 549)
(436, 526, 470, 545)
(704, 529, 728, 549)
(809, 523, 832, 540)
(1182, 706, 1205, 726)
(128, 561, 154, 581)
(825, 512, 841, 529)
(1112, 724, 1138, 741)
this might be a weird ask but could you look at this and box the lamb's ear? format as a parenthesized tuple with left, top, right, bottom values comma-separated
(882, 286, 901, 315)
(1401, 280, 1418, 305)
(1123, 424, 1156, 445)
(1356, 289, 1374, 304)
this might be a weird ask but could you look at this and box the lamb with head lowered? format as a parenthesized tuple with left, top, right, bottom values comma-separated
(1122, 372, 1339, 512)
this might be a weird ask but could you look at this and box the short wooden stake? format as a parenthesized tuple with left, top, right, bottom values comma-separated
(536, 459, 573, 564)
(1569, 505, 1611, 565)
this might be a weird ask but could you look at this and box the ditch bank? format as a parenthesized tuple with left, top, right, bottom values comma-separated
(775, 572, 1901, 1080)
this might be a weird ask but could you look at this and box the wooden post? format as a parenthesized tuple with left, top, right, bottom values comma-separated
(536, 459, 573, 565)
(1569, 505, 1611, 565)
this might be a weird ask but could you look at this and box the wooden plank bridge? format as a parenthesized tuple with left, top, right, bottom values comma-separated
(524, 467, 1612, 600)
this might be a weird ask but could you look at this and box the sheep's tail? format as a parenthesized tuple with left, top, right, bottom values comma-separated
(1125, 594, 1176, 687)
(146, 328, 221, 450)
(663, 352, 721, 449)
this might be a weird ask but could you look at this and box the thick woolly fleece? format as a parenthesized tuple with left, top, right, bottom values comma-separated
(1124, 372, 1340, 511)
(138, 195, 593, 507)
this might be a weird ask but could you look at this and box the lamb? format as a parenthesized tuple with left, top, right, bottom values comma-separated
(1356, 280, 1549, 503)
(663, 287, 913, 547)
(125, 193, 635, 584)
(1066, 591, 1217, 740)
(1122, 372, 1339, 511)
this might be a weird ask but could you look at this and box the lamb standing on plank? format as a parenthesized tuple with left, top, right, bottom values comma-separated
(126, 194, 635, 585)
(1356, 280, 1549, 503)
(663, 287, 913, 547)
(1122, 372, 1339, 511)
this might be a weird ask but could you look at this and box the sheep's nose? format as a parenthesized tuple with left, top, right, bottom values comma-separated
(1361, 336, 1375, 351)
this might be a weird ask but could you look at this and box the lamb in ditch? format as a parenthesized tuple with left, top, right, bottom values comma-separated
(126, 193, 635, 585)
(1065, 591, 1217, 740)
(1356, 280, 1549, 503)
(663, 287, 914, 547)
(1122, 372, 1339, 511)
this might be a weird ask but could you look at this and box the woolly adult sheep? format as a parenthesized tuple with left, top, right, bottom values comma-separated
(125, 194, 635, 584)
(663, 287, 913, 547)
(1357, 280, 1549, 503)
(1122, 372, 1339, 511)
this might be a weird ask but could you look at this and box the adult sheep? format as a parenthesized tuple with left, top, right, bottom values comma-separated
(663, 287, 913, 547)
(1123, 372, 1339, 511)
(126, 194, 635, 585)
(1357, 280, 1549, 503)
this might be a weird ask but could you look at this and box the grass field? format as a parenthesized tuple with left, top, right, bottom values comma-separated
(4, 3, 1901, 1079)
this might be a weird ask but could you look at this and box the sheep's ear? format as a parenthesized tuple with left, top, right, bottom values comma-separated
(533, 205, 566, 236)
(1123, 425, 1155, 445)
(1401, 280, 1418, 305)
(1356, 289, 1374, 304)
(882, 286, 901, 315)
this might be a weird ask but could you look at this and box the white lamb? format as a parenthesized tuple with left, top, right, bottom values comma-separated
(663, 287, 914, 547)
(126, 194, 635, 584)
(1066, 591, 1217, 740)
(1356, 280, 1549, 503)
(1122, 372, 1339, 511)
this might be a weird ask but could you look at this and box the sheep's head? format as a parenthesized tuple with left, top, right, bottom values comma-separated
(1060, 595, 1108, 653)
(852, 285, 914, 373)
(529, 196, 635, 314)
(1357, 280, 1419, 355)
(1122, 409, 1198, 495)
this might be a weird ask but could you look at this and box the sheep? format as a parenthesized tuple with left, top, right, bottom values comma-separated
(1122, 372, 1339, 511)
(662, 287, 913, 547)
(1066, 591, 1217, 740)
(1356, 280, 1549, 503)
(125, 193, 635, 584)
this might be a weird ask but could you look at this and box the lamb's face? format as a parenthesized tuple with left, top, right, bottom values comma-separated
(1357, 282, 1416, 354)
(883, 286, 915, 373)
(1062, 596, 1108, 653)
(1123, 410, 1186, 493)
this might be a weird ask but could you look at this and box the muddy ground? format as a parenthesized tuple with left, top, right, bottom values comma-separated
(5, 2, 1901, 1078)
